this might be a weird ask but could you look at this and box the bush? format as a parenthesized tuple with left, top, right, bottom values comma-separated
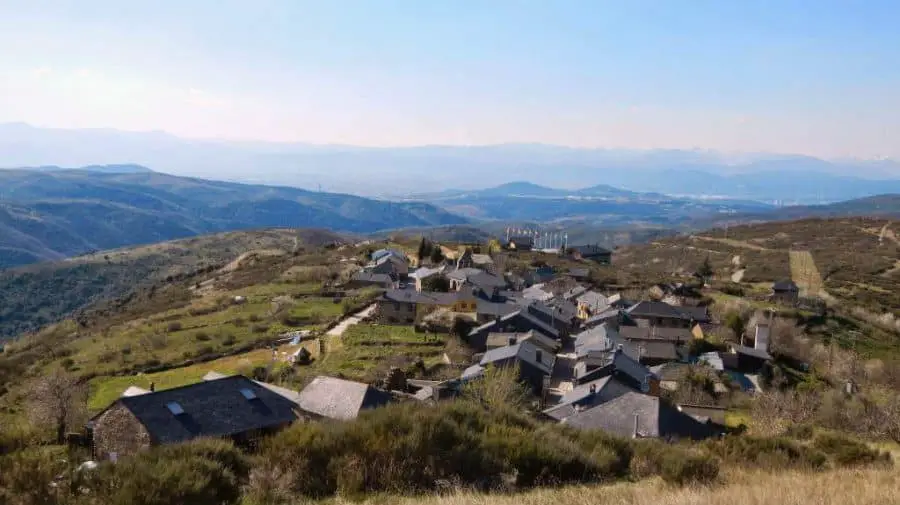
(0, 449, 67, 505)
(92, 439, 246, 505)
(812, 433, 891, 468)
(222, 334, 237, 346)
(194, 331, 211, 342)
(629, 440, 719, 486)
(279, 314, 304, 327)
(166, 321, 183, 332)
(250, 324, 270, 334)
(704, 435, 827, 470)
(248, 314, 262, 323)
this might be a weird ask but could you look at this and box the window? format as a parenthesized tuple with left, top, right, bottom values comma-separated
(166, 402, 185, 415)
(239, 388, 257, 400)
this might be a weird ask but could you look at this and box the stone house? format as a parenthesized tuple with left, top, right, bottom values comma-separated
(375, 289, 477, 324)
(88, 376, 300, 461)
(771, 279, 800, 305)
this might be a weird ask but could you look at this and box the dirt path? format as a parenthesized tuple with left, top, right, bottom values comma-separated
(326, 304, 376, 337)
(695, 236, 773, 251)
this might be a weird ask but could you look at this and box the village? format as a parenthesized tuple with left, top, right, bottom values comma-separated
(87, 232, 801, 461)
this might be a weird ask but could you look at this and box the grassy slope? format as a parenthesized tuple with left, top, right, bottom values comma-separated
(346, 465, 900, 505)
(614, 217, 900, 359)
(0, 228, 347, 341)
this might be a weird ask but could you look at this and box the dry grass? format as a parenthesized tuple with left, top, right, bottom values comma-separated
(336, 466, 900, 505)
(789, 250, 826, 298)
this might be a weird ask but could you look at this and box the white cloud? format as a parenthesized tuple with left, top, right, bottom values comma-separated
(32, 66, 52, 77)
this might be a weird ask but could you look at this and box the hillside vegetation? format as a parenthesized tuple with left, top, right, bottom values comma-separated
(616, 217, 900, 358)
(0, 228, 347, 341)
(0, 168, 464, 268)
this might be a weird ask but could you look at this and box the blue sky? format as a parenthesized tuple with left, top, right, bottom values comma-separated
(0, 0, 898, 157)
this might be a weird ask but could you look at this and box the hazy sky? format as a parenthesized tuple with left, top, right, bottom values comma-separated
(1, 0, 898, 158)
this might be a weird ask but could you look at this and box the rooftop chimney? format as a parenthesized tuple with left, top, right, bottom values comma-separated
(535, 349, 543, 364)
(589, 384, 597, 394)
(632, 413, 640, 439)
(508, 336, 517, 346)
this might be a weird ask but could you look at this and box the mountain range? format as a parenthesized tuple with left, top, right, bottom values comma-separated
(3, 123, 900, 202)
(0, 166, 463, 268)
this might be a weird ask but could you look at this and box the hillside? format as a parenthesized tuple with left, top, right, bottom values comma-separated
(0, 228, 347, 341)
(616, 217, 900, 356)
(0, 167, 465, 268)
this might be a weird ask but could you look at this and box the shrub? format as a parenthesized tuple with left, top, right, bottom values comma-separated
(166, 321, 183, 332)
(629, 440, 719, 486)
(91, 439, 246, 505)
(194, 331, 211, 342)
(248, 314, 262, 323)
(0, 449, 67, 505)
(783, 423, 816, 440)
(250, 324, 270, 334)
(222, 334, 237, 346)
(812, 433, 891, 467)
(704, 435, 827, 470)
(233, 317, 246, 327)
(279, 314, 304, 327)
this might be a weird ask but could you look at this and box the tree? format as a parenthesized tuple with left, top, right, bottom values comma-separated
(417, 237, 433, 264)
(422, 275, 451, 292)
(697, 255, 714, 283)
(27, 369, 88, 444)
(724, 310, 747, 343)
(429, 246, 444, 264)
(462, 364, 530, 411)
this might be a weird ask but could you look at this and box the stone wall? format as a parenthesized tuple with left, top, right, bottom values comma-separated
(93, 403, 152, 461)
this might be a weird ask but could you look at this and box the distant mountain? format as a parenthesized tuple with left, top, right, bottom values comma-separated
(0, 168, 465, 268)
(21, 164, 154, 174)
(406, 181, 773, 223)
(3, 123, 899, 200)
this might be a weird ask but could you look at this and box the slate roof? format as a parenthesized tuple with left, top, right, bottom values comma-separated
(562, 392, 714, 440)
(678, 305, 711, 323)
(480, 340, 555, 375)
(353, 271, 393, 284)
(626, 301, 693, 321)
(731, 345, 773, 361)
(112, 375, 300, 445)
(619, 325, 694, 342)
(773, 279, 799, 292)
(372, 248, 406, 262)
(296, 376, 393, 421)
(380, 289, 460, 306)
(570, 244, 612, 257)
(447, 267, 484, 281)
(547, 298, 579, 321)
(584, 308, 622, 327)
(410, 266, 442, 279)
(477, 299, 519, 318)
(543, 376, 636, 421)
(467, 272, 507, 290)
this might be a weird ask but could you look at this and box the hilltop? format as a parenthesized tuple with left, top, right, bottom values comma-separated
(0, 167, 464, 268)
